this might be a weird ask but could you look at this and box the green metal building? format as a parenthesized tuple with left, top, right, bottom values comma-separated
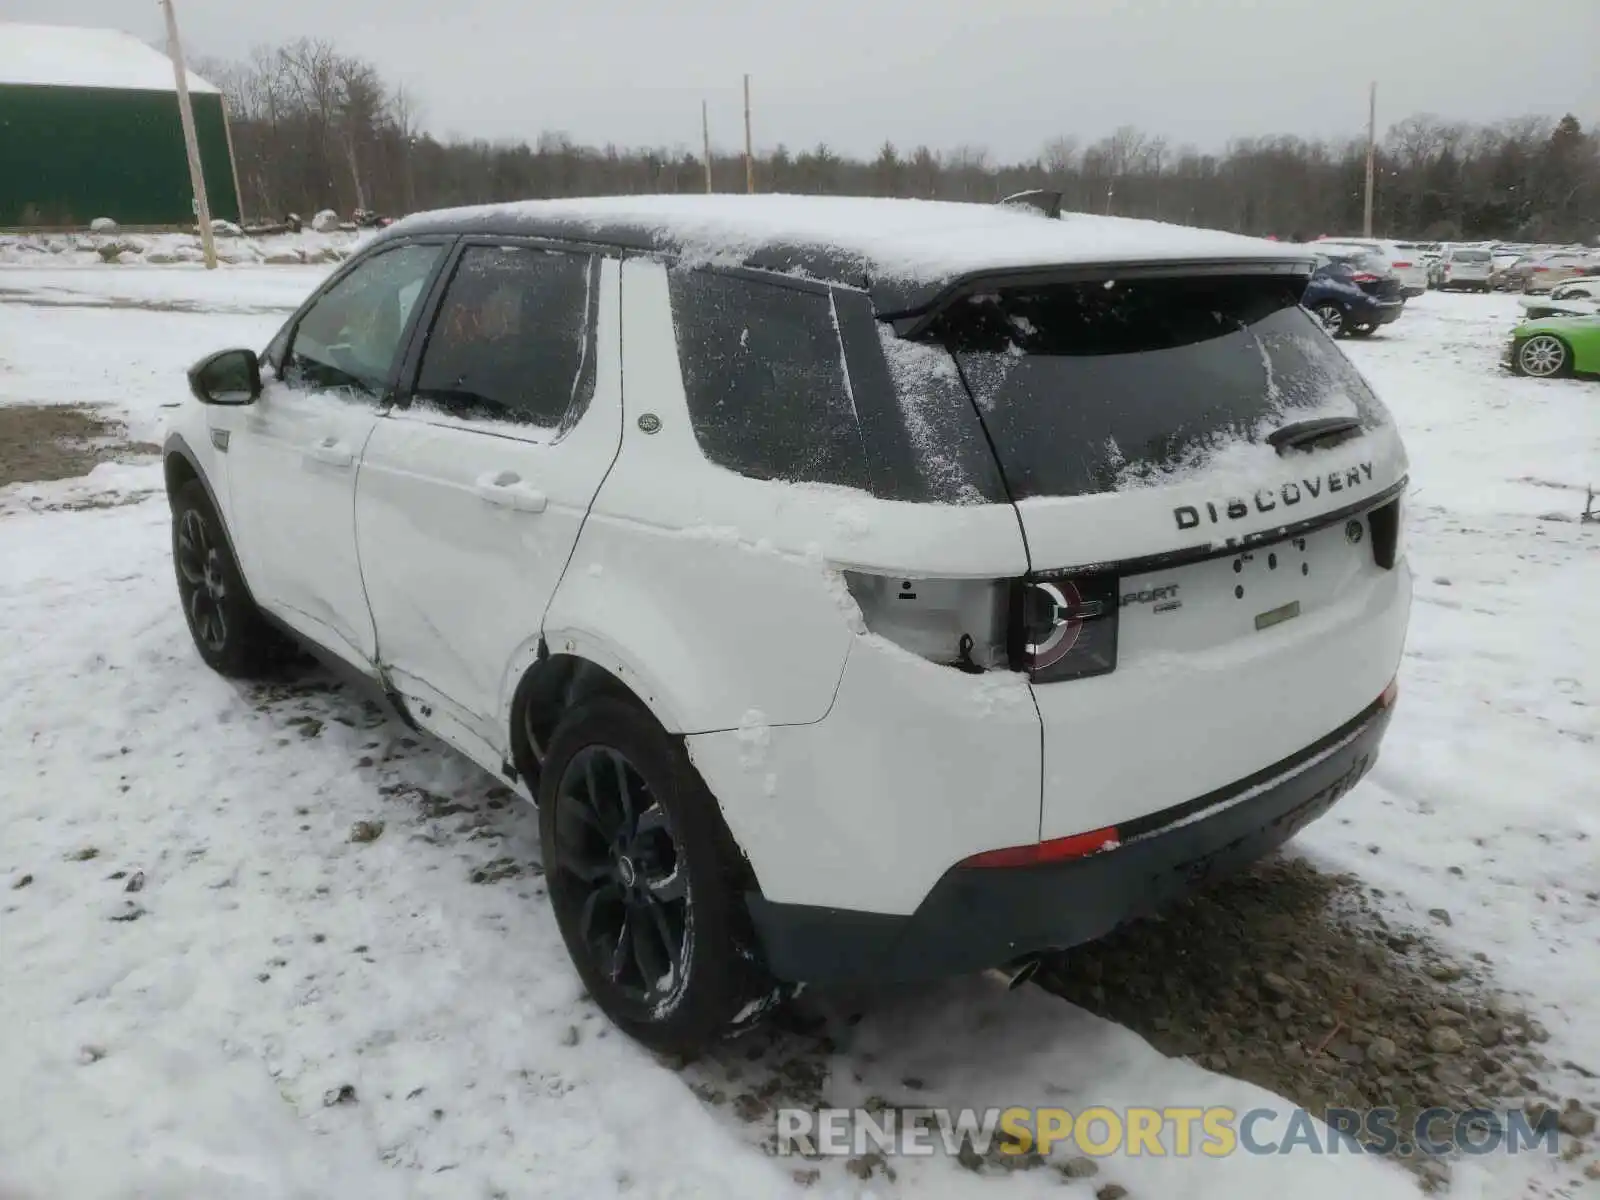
(0, 23, 240, 228)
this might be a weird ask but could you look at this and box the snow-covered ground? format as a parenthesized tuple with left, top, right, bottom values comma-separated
(0, 228, 366, 269)
(0, 267, 1595, 1200)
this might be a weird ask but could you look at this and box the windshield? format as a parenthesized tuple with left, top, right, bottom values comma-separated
(917, 274, 1388, 499)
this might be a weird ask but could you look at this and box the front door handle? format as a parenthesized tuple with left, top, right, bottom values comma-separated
(305, 437, 354, 468)
(474, 470, 548, 513)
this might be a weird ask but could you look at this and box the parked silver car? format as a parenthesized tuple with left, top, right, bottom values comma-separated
(1435, 247, 1494, 292)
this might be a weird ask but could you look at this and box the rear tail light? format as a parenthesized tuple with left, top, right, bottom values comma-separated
(960, 825, 1121, 868)
(1392, 261, 1413, 269)
(841, 569, 1120, 683)
(1533, 266, 1550, 273)
(1011, 573, 1120, 682)
(1349, 272, 1382, 283)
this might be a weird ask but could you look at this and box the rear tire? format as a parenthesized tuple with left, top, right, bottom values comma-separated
(538, 696, 774, 1056)
(171, 479, 292, 678)
(1312, 303, 1346, 337)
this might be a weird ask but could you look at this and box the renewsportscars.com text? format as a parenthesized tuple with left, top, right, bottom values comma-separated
(776, 1105, 1560, 1159)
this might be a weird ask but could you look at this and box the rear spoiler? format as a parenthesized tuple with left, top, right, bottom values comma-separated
(998, 189, 1064, 219)
(882, 257, 1318, 337)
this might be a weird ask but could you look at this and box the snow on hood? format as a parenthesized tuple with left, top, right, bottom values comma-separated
(388, 195, 1309, 287)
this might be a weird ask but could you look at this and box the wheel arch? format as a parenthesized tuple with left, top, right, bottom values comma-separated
(506, 635, 692, 796)
(164, 432, 261, 607)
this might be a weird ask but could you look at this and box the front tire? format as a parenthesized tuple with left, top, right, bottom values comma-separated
(171, 479, 291, 677)
(1514, 334, 1570, 378)
(539, 697, 772, 1055)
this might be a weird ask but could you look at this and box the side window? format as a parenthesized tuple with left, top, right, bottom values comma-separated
(284, 243, 444, 399)
(667, 270, 869, 489)
(412, 245, 598, 430)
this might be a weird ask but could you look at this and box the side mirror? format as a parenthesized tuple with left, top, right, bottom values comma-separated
(188, 348, 262, 405)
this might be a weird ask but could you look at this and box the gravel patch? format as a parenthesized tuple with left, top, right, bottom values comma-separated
(1036, 857, 1595, 1187)
(0, 405, 156, 488)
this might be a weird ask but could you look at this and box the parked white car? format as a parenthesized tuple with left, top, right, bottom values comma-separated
(1549, 276, 1600, 302)
(165, 196, 1412, 1051)
(1317, 237, 1428, 296)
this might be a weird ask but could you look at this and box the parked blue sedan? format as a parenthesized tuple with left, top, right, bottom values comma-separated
(1301, 246, 1406, 338)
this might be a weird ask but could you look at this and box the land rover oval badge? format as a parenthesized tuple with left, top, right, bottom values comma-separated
(638, 413, 662, 434)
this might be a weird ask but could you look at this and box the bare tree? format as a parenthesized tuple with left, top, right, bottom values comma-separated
(203, 39, 1600, 243)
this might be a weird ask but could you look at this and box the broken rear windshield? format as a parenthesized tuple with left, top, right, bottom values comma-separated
(918, 274, 1389, 500)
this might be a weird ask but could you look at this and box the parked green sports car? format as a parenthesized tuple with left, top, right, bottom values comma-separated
(1505, 313, 1600, 378)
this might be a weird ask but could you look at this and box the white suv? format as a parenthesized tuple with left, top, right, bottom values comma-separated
(166, 196, 1412, 1052)
(1437, 246, 1495, 292)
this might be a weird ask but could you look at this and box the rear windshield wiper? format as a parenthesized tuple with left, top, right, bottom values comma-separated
(1268, 416, 1364, 455)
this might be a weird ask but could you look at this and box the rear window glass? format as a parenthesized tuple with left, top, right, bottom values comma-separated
(667, 271, 870, 490)
(1450, 249, 1491, 262)
(1333, 252, 1390, 274)
(921, 275, 1389, 500)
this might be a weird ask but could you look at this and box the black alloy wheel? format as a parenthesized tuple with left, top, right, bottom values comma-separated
(551, 743, 690, 1010)
(175, 505, 229, 654)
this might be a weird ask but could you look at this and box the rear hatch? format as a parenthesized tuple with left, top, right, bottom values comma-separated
(911, 266, 1410, 837)
(1348, 252, 1403, 299)
(1448, 250, 1492, 278)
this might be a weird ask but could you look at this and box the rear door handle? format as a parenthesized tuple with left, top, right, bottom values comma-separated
(305, 437, 354, 468)
(474, 471, 547, 513)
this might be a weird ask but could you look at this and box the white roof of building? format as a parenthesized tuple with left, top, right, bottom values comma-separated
(0, 23, 219, 94)
(396, 194, 1306, 285)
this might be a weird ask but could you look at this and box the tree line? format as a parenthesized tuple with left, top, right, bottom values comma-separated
(197, 40, 1599, 244)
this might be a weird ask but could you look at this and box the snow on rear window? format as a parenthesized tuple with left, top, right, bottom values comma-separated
(875, 329, 988, 505)
(931, 275, 1389, 499)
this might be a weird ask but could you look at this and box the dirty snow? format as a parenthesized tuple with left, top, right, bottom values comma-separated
(0, 267, 1597, 1200)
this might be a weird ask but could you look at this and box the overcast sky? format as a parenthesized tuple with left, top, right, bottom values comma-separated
(9, 0, 1599, 159)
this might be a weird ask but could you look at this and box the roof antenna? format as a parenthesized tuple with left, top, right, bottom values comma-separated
(999, 189, 1063, 219)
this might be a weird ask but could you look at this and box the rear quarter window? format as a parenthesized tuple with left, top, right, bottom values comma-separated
(667, 271, 870, 490)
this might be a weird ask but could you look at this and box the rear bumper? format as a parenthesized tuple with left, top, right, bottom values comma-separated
(1365, 299, 1406, 325)
(748, 698, 1393, 984)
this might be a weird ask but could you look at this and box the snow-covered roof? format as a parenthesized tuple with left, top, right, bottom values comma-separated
(390, 195, 1308, 300)
(0, 24, 219, 94)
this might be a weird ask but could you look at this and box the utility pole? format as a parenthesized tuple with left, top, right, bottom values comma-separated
(160, 0, 217, 268)
(1363, 81, 1377, 238)
(743, 74, 755, 194)
(701, 100, 714, 194)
